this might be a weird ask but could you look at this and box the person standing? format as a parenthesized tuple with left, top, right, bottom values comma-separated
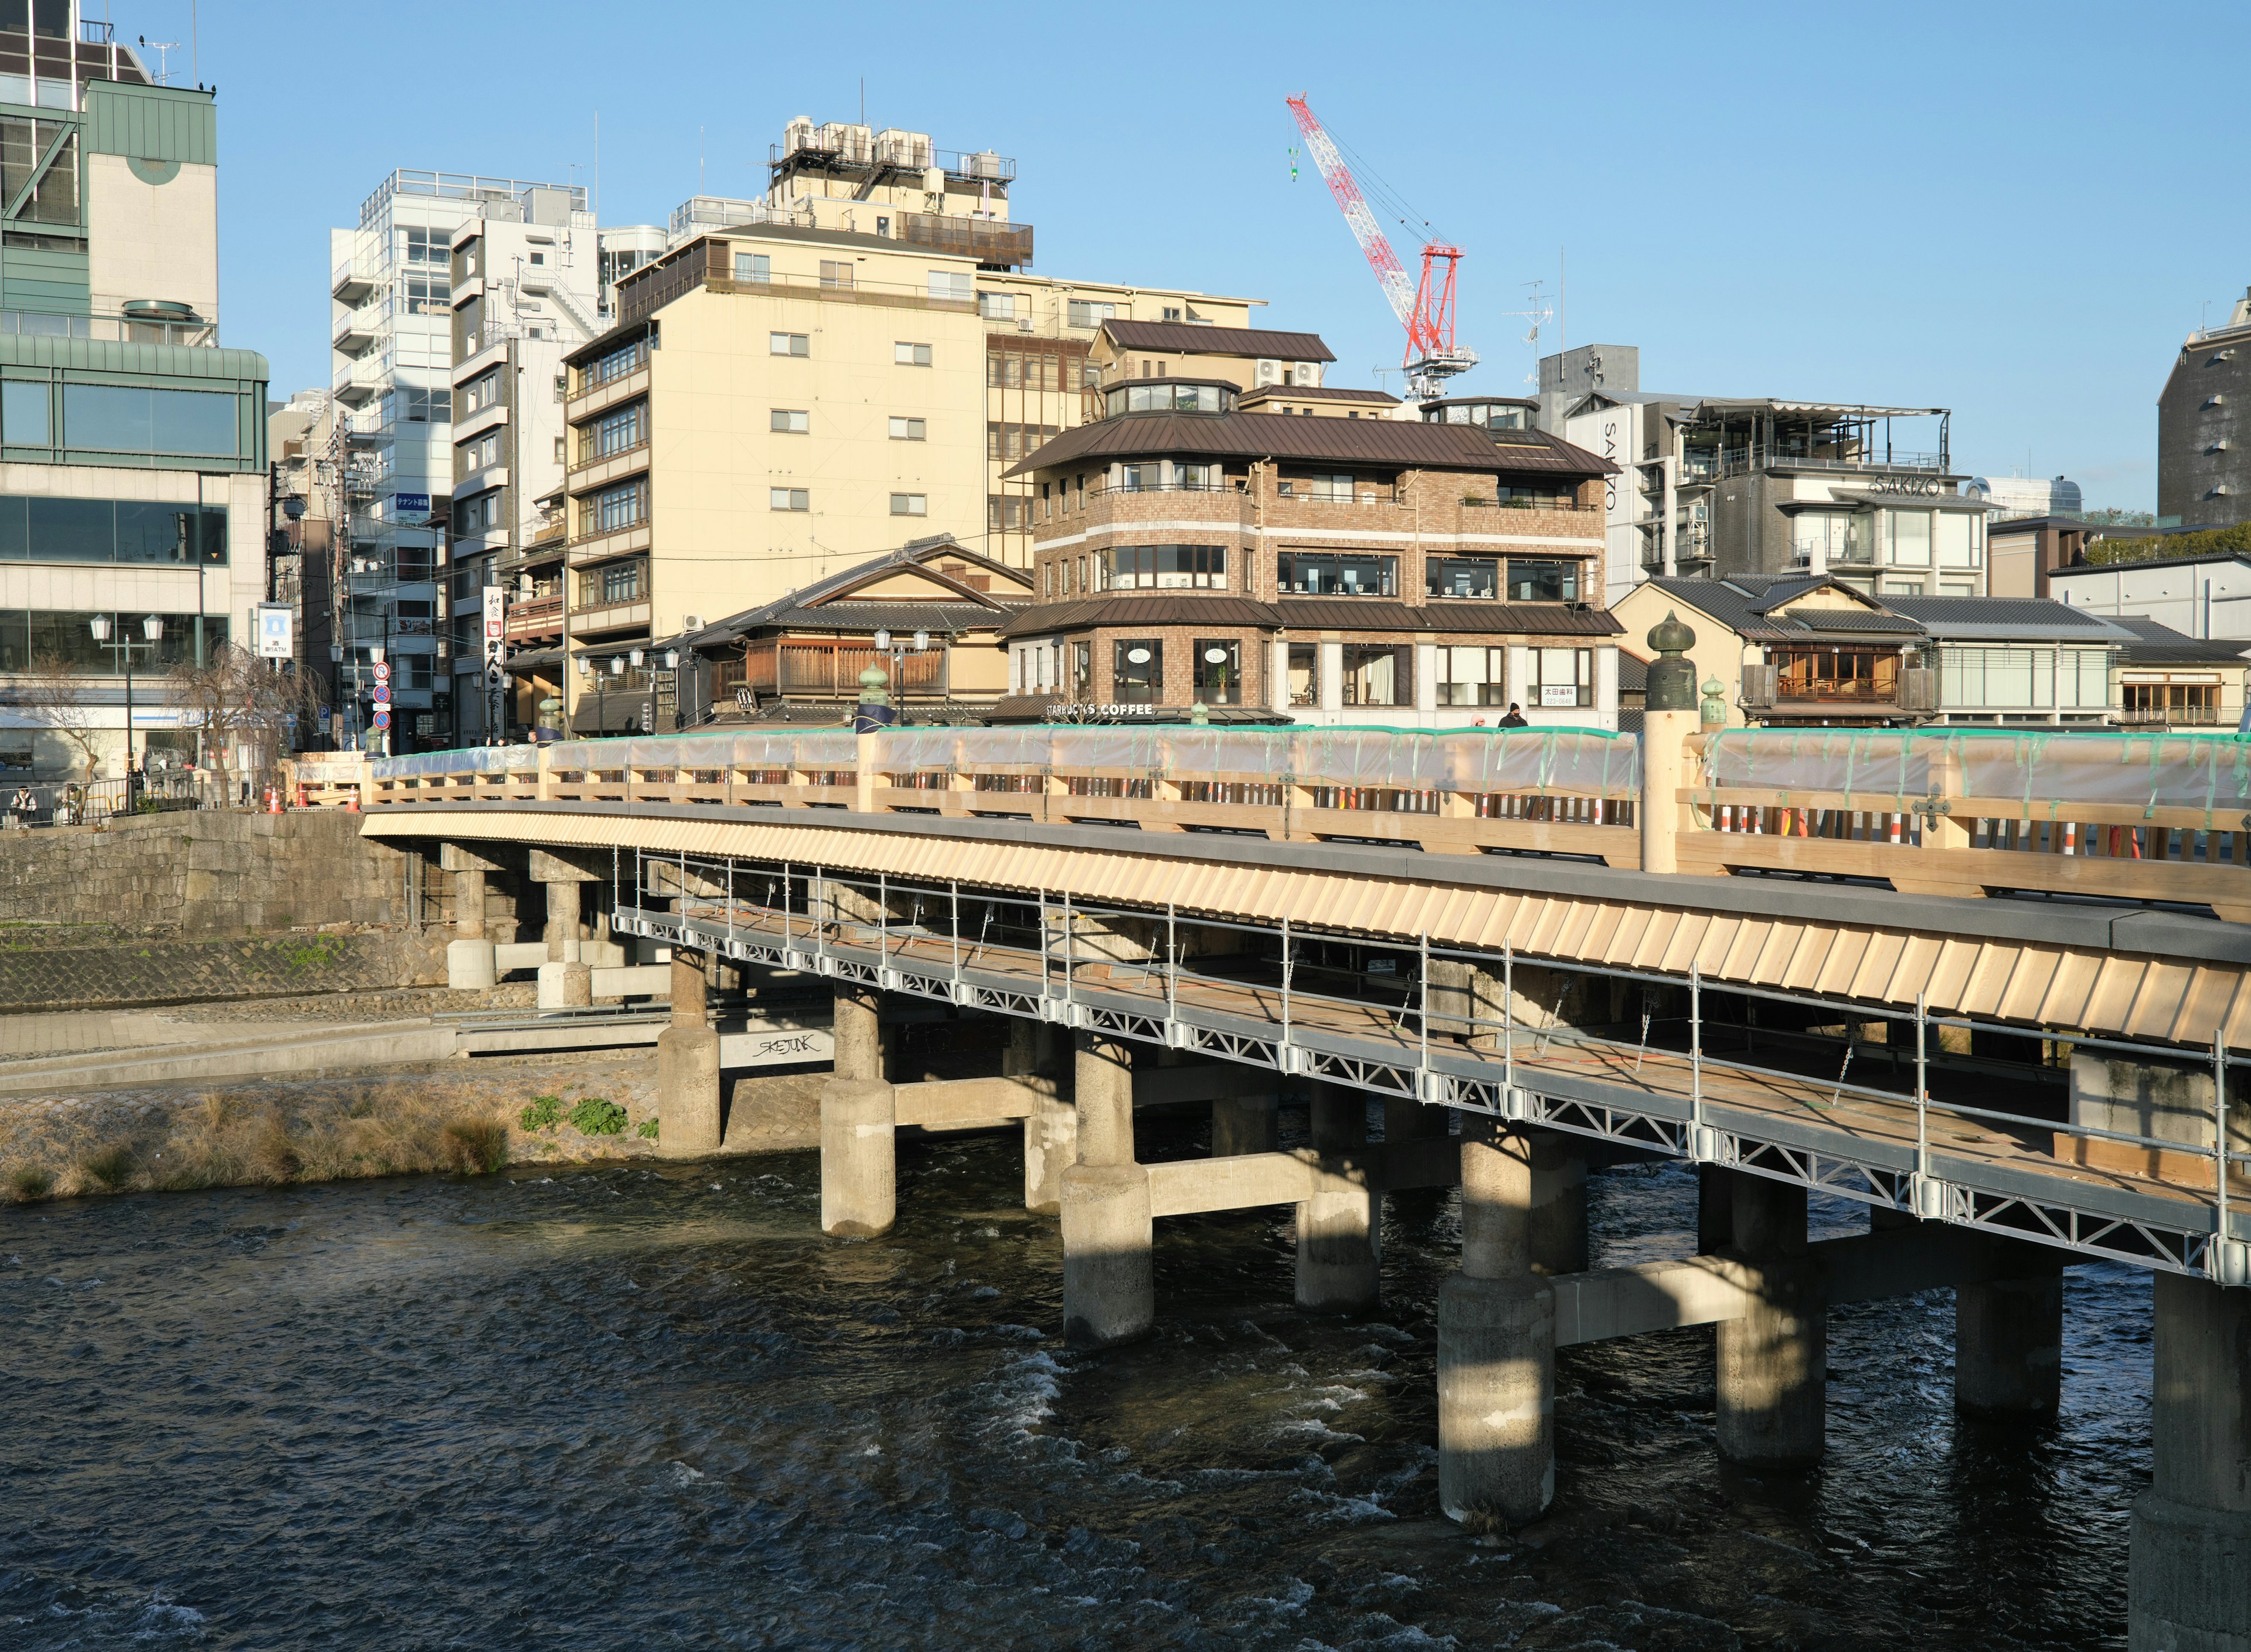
(1498, 702, 1529, 729)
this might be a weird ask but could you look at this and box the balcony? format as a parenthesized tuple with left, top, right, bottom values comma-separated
(504, 596, 563, 638)
(1720, 444, 1949, 480)
(332, 312, 377, 356)
(332, 258, 378, 307)
(897, 212, 1032, 268)
(333, 358, 387, 408)
(743, 639, 948, 701)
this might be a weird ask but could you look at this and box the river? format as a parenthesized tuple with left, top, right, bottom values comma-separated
(1, 1120, 2148, 1650)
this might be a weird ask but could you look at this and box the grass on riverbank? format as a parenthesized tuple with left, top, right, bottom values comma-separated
(2, 1082, 523, 1201)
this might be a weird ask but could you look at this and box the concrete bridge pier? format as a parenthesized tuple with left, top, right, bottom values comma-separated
(1297, 1079, 1382, 1313)
(1008, 1020, 1077, 1215)
(1216, 1084, 1282, 1158)
(1060, 1031, 1153, 1347)
(1955, 1243, 2065, 1418)
(529, 848, 594, 1008)
(1715, 1171, 1826, 1470)
(657, 948, 723, 1158)
(2130, 1272, 2251, 1651)
(441, 842, 503, 989)
(1383, 1094, 1449, 1221)
(1529, 1131, 1589, 1275)
(1437, 1121, 1556, 1527)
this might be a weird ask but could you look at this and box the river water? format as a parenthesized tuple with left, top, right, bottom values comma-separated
(2, 1119, 2150, 1650)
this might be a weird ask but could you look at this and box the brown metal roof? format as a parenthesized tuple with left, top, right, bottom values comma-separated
(1100, 319, 1336, 362)
(997, 593, 1623, 639)
(1005, 411, 1609, 478)
(1239, 385, 1400, 406)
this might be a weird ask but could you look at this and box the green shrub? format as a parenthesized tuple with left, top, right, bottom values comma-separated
(441, 1117, 508, 1174)
(568, 1097, 627, 1137)
(518, 1094, 564, 1131)
(9, 1164, 53, 1201)
(636, 1118, 659, 1141)
(81, 1144, 136, 1188)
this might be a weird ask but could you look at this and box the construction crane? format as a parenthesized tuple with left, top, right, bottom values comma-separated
(1286, 94, 1477, 403)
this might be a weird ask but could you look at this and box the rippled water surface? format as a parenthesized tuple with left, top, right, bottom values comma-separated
(1, 1128, 2150, 1649)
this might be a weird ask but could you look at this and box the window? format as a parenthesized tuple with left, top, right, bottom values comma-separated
(454, 492, 501, 535)
(1, 121, 76, 226)
(770, 332, 810, 357)
(927, 270, 973, 303)
(1771, 647, 1899, 702)
(1193, 638, 1241, 705)
(890, 493, 927, 516)
(587, 480, 647, 535)
(2123, 682, 2220, 725)
(875, 216, 889, 237)
(1113, 639, 1162, 703)
(733, 251, 770, 283)
(404, 274, 448, 314)
(986, 422, 1059, 461)
(1104, 383, 1230, 415)
(1276, 472, 1357, 501)
(1070, 641, 1091, 700)
(1885, 509, 1932, 567)
(583, 337, 647, 389)
(1494, 482, 1578, 508)
(382, 385, 450, 427)
(461, 430, 499, 473)
(1427, 556, 1498, 599)
(1078, 358, 1103, 390)
(1526, 646, 1593, 708)
(62, 386, 238, 457)
(580, 400, 645, 461)
(771, 488, 810, 512)
(988, 495, 1027, 532)
(1935, 511, 1977, 567)
(554, 437, 566, 464)
(1436, 646, 1507, 706)
(460, 368, 504, 415)
(1288, 642, 1320, 706)
(771, 408, 810, 434)
(1, 379, 47, 445)
(896, 341, 933, 366)
(1341, 644, 1409, 707)
(0, 498, 227, 565)
(1067, 300, 1116, 329)
(988, 350, 1062, 391)
(819, 259, 855, 291)
(889, 416, 926, 441)
(978, 291, 1018, 321)
(591, 561, 644, 605)
(1276, 550, 1397, 596)
(1506, 559, 1579, 602)
(1100, 544, 1226, 590)
(1161, 306, 1182, 322)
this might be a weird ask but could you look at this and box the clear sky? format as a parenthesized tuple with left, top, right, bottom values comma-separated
(166, 0, 2242, 512)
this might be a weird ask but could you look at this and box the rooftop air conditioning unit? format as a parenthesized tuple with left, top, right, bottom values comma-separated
(967, 149, 1004, 179)
(783, 117, 814, 155)
(681, 614, 702, 632)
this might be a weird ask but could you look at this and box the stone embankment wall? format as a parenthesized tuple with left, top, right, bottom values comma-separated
(0, 811, 407, 937)
(0, 929, 447, 1013)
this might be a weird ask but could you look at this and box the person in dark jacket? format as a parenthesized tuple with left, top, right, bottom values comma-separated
(1498, 703, 1529, 729)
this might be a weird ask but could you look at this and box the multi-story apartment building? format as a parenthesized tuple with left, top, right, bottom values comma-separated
(548, 115, 1269, 731)
(266, 387, 336, 681)
(2158, 287, 2251, 531)
(997, 373, 1621, 729)
(0, 8, 270, 779)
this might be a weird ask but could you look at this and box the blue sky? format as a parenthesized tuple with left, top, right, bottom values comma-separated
(170, 0, 2240, 511)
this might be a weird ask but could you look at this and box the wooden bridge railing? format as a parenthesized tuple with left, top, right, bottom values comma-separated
(358, 723, 2251, 919)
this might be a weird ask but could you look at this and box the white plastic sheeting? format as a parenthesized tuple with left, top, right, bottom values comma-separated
(1702, 728, 2251, 820)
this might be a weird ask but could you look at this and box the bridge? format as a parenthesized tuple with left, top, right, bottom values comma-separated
(356, 687, 2251, 1647)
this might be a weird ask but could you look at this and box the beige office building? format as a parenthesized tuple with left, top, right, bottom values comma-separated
(551, 117, 1268, 728)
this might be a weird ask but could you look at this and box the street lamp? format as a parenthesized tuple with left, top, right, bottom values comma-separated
(872, 627, 933, 710)
(88, 614, 162, 797)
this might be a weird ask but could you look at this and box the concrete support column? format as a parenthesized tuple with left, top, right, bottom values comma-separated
(1216, 1082, 1281, 1157)
(1060, 1031, 1152, 1347)
(1318, 640, 1343, 715)
(1528, 1130, 1589, 1275)
(2129, 1272, 2251, 1651)
(1008, 1020, 1076, 1216)
(1715, 1172, 1826, 1470)
(453, 868, 488, 940)
(820, 1078, 897, 1237)
(441, 844, 501, 990)
(1697, 1163, 1733, 1253)
(1437, 1122, 1556, 1527)
(657, 949, 722, 1158)
(1955, 1243, 2064, 1418)
(833, 983, 886, 1083)
(1297, 1080, 1380, 1313)
(530, 850, 595, 1007)
(1384, 1094, 1448, 1220)
(1640, 708, 1696, 876)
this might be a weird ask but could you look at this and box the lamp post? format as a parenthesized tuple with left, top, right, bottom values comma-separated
(88, 613, 163, 802)
(872, 627, 931, 716)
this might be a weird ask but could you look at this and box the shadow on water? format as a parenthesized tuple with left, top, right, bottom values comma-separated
(0, 1122, 2144, 1650)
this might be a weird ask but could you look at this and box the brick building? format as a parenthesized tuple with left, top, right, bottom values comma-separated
(997, 376, 1623, 728)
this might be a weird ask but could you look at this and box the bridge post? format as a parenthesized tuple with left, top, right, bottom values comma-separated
(528, 848, 594, 1008)
(1437, 1120, 1555, 1527)
(1383, 1094, 1448, 1220)
(820, 1077, 897, 1237)
(1215, 1086, 1281, 1155)
(1955, 1241, 2063, 1418)
(1060, 1031, 1154, 1347)
(1008, 1020, 1077, 1215)
(833, 983, 886, 1083)
(2130, 1272, 2251, 1651)
(1640, 612, 1699, 876)
(440, 842, 502, 990)
(1528, 1131, 1590, 1275)
(657, 948, 723, 1158)
(1715, 1171, 1826, 1469)
(1297, 1080, 1381, 1314)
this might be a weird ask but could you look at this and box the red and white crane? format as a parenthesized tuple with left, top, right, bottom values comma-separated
(1286, 94, 1477, 402)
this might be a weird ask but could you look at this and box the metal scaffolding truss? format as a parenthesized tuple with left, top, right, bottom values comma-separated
(607, 848, 2250, 1287)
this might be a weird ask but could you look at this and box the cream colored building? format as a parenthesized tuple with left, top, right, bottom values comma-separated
(549, 117, 1270, 727)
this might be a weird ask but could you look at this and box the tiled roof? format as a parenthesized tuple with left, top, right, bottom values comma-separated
(1792, 609, 1924, 634)
(1101, 319, 1335, 362)
(683, 535, 1025, 647)
(752, 600, 1019, 635)
(1007, 411, 1612, 478)
(1239, 385, 1400, 406)
(2108, 616, 2251, 665)
(1882, 596, 2136, 638)
(997, 593, 1623, 640)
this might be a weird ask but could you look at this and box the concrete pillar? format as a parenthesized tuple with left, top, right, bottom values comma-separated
(1437, 1122, 1556, 1528)
(833, 983, 886, 1083)
(2129, 1272, 2251, 1651)
(1697, 1163, 1733, 1253)
(820, 1079, 897, 1237)
(1216, 1085, 1281, 1157)
(1528, 1130, 1589, 1275)
(536, 958, 592, 1008)
(441, 845, 499, 989)
(1715, 1172, 1825, 1470)
(1384, 1094, 1448, 1220)
(1955, 1243, 2064, 1418)
(1318, 640, 1343, 715)
(544, 878, 583, 963)
(453, 867, 488, 939)
(657, 949, 721, 1158)
(1297, 1080, 1380, 1313)
(1008, 1020, 1076, 1216)
(1060, 1032, 1152, 1347)
(1640, 708, 1696, 875)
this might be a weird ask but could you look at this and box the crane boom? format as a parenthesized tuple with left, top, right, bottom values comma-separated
(1286, 93, 1478, 401)
(1286, 94, 1416, 333)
